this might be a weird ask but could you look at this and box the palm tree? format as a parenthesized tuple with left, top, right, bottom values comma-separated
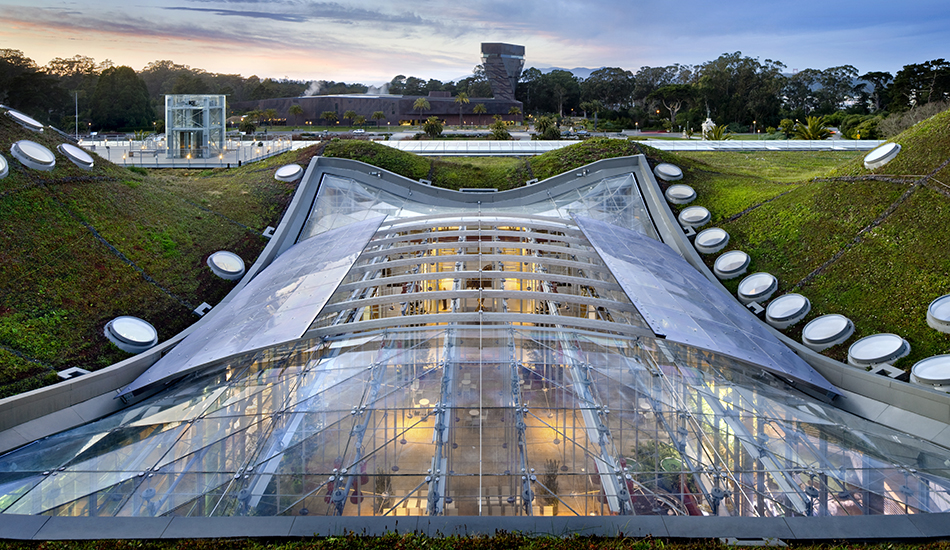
(343, 110, 357, 126)
(795, 116, 832, 140)
(288, 104, 303, 127)
(371, 111, 386, 128)
(263, 108, 278, 127)
(321, 110, 338, 127)
(412, 97, 430, 125)
(354, 115, 366, 127)
(704, 124, 734, 141)
(473, 103, 487, 126)
(454, 92, 470, 126)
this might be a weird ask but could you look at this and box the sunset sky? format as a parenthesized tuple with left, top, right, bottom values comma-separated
(2, 0, 948, 83)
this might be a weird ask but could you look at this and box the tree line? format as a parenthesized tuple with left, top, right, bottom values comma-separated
(1, 48, 947, 135)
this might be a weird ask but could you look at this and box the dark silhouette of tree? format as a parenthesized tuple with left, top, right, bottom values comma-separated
(90, 66, 153, 130)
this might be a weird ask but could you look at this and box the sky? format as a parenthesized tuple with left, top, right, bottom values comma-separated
(2, 0, 948, 84)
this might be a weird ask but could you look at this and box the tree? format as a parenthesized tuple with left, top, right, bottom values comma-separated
(289, 104, 304, 126)
(582, 67, 634, 109)
(818, 65, 860, 113)
(472, 103, 487, 125)
(90, 65, 154, 130)
(784, 69, 822, 115)
(342, 109, 357, 125)
(490, 118, 511, 140)
(540, 70, 580, 117)
(321, 110, 338, 127)
(412, 97, 430, 124)
(859, 71, 893, 112)
(422, 116, 443, 137)
(794, 116, 832, 140)
(171, 72, 210, 94)
(354, 115, 366, 127)
(648, 85, 694, 129)
(454, 91, 470, 126)
(263, 108, 278, 126)
(238, 119, 256, 134)
(534, 115, 559, 140)
(889, 59, 950, 110)
(697, 52, 785, 127)
(0, 49, 37, 104)
(508, 106, 521, 117)
(371, 110, 386, 127)
(704, 124, 734, 140)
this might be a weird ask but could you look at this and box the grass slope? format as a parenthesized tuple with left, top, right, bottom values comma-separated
(0, 114, 318, 397)
(662, 111, 950, 369)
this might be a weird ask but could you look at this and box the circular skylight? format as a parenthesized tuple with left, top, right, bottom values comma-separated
(5, 109, 44, 132)
(678, 205, 711, 228)
(863, 143, 901, 169)
(275, 164, 304, 182)
(801, 314, 854, 352)
(0, 154, 8, 179)
(848, 333, 910, 367)
(911, 355, 950, 386)
(927, 294, 950, 334)
(105, 316, 158, 354)
(208, 250, 246, 280)
(654, 163, 683, 182)
(57, 143, 94, 170)
(765, 293, 811, 329)
(665, 184, 696, 205)
(11, 140, 55, 171)
(713, 250, 750, 280)
(737, 272, 778, 305)
(694, 227, 729, 255)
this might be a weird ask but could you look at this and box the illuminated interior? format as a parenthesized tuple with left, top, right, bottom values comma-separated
(0, 166, 948, 519)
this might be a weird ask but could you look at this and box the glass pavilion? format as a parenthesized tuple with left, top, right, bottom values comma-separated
(1, 158, 948, 520)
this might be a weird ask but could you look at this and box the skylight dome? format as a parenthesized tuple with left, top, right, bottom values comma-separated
(58, 143, 94, 170)
(713, 250, 750, 279)
(207, 250, 246, 280)
(104, 316, 158, 354)
(694, 227, 729, 254)
(802, 314, 854, 352)
(11, 140, 55, 171)
(5, 108, 44, 132)
(664, 184, 696, 205)
(864, 142, 901, 169)
(847, 333, 910, 368)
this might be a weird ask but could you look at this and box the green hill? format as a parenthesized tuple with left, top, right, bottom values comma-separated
(663, 109, 950, 369)
(0, 114, 316, 397)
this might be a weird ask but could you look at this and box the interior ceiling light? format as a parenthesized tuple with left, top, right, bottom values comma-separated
(58, 143, 94, 170)
(11, 140, 55, 171)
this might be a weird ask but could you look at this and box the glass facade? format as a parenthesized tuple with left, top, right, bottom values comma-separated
(1, 168, 948, 518)
(165, 95, 226, 159)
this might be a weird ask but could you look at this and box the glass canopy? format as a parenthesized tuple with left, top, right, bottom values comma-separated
(0, 169, 947, 519)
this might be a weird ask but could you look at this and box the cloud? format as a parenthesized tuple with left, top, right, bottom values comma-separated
(162, 7, 308, 23)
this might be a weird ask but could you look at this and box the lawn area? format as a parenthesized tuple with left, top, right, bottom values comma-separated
(0, 113, 318, 397)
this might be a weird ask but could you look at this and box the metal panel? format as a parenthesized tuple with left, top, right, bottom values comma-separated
(575, 215, 838, 395)
(119, 216, 385, 397)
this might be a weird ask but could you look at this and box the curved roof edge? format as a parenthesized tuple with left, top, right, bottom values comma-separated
(635, 155, 950, 448)
(2, 512, 948, 541)
(1, 154, 949, 458)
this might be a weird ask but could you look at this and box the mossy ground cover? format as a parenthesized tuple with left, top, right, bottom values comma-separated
(0, 537, 946, 550)
(0, 114, 316, 397)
